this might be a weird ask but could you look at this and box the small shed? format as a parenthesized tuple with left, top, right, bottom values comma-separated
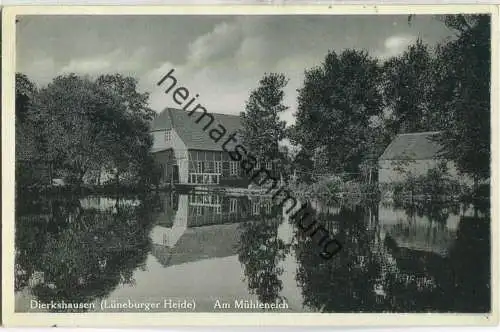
(378, 131, 467, 184)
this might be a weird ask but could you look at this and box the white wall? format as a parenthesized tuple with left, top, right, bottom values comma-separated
(152, 128, 189, 184)
(151, 130, 172, 151)
(171, 130, 189, 184)
(378, 159, 473, 185)
(150, 196, 188, 247)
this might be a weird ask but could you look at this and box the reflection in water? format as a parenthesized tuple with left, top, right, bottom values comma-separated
(15, 191, 490, 313)
(294, 204, 383, 312)
(15, 194, 155, 312)
(294, 201, 490, 312)
(237, 199, 289, 304)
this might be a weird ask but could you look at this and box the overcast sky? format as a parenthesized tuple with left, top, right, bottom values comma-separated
(17, 15, 456, 125)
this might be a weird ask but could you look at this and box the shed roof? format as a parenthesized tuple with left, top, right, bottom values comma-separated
(379, 131, 443, 160)
(151, 107, 242, 151)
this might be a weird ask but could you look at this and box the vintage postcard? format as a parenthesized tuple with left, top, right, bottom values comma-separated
(2, 4, 499, 327)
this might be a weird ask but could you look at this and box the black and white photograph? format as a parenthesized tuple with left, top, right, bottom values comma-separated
(2, 5, 497, 326)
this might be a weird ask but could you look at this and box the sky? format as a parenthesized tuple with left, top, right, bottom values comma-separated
(16, 15, 456, 126)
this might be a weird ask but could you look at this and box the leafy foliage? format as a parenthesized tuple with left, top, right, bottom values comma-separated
(291, 49, 383, 174)
(433, 15, 491, 182)
(16, 73, 156, 188)
(393, 163, 467, 202)
(382, 39, 439, 134)
(241, 72, 288, 163)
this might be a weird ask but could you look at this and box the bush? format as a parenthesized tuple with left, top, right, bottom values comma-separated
(394, 164, 468, 202)
(290, 175, 379, 205)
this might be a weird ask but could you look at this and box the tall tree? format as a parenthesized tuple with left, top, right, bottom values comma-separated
(96, 74, 155, 186)
(434, 14, 491, 185)
(241, 73, 288, 164)
(291, 49, 383, 175)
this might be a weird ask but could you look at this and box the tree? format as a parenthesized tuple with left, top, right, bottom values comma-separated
(15, 74, 44, 186)
(433, 14, 491, 185)
(30, 74, 111, 183)
(382, 39, 438, 134)
(28, 73, 155, 186)
(16, 73, 37, 121)
(96, 74, 155, 187)
(241, 73, 288, 164)
(291, 49, 383, 175)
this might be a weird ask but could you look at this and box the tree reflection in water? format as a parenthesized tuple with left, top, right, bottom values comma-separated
(293, 200, 490, 313)
(15, 194, 155, 312)
(294, 204, 382, 312)
(237, 204, 290, 304)
(394, 199, 461, 225)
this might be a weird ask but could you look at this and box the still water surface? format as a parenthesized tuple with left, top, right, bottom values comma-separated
(15, 191, 490, 313)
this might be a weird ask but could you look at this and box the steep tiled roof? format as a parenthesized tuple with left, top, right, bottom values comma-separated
(151, 107, 242, 151)
(379, 131, 443, 160)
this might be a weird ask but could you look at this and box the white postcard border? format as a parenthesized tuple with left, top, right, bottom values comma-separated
(2, 4, 499, 327)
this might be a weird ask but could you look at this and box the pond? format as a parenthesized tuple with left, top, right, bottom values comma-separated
(14, 191, 491, 313)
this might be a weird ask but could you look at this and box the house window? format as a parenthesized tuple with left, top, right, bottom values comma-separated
(230, 161, 239, 176)
(204, 161, 214, 173)
(215, 161, 222, 174)
(229, 198, 238, 213)
(197, 161, 203, 173)
(195, 206, 203, 216)
(252, 201, 260, 215)
(159, 164, 165, 181)
(266, 162, 273, 170)
(165, 130, 172, 142)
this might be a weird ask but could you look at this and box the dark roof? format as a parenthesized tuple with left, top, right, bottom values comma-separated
(151, 222, 242, 267)
(151, 107, 242, 151)
(379, 131, 443, 160)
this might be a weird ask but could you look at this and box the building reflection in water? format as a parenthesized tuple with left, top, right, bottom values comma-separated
(148, 193, 296, 308)
(149, 193, 270, 268)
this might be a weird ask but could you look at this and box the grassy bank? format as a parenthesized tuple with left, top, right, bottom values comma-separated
(16, 183, 175, 197)
(290, 175, 380, 206)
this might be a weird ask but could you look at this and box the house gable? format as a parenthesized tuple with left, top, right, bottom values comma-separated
(151, 107, 242, 152)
